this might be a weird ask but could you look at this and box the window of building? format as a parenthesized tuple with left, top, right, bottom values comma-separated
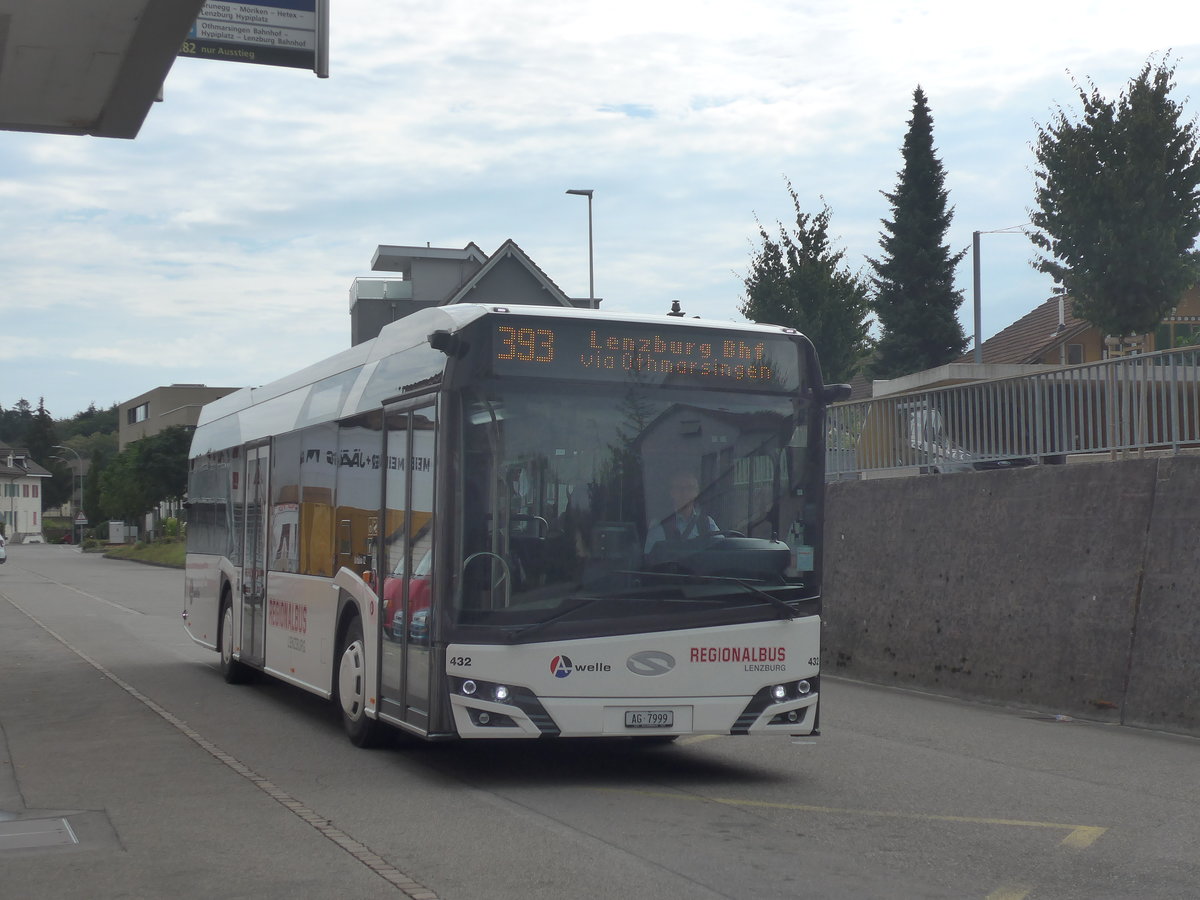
(128, 402, 150, 424)
(1157, 322, 1200, 350)
(1067, 344, 1084, 365)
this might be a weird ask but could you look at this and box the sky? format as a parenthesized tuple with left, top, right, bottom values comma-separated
(3, 0, 1200, 420)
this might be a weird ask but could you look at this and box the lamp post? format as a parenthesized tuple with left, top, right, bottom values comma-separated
(972, 231, 981, 363)
(565, 188, 594, 305)
(4, 476, 13, 541)
(971, 225, 1030, 363)
(53, 444, 83, 546)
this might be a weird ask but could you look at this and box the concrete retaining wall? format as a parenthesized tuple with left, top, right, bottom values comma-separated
(823, 456, 1200, 737)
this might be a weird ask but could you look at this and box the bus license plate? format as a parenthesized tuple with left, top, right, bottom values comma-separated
(625, 709, 673, 728)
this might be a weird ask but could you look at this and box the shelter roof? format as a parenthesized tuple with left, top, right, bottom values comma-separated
(0, 0, 205, 138)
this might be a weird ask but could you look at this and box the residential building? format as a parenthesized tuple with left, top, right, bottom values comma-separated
(114, 384, 236, 540)
(0, 442, 51, 542)
(853, 286, 1200, 402)
(349, 239, 599, 346)
(964, 286, 1200, 368)
(119, 384, 238, 451)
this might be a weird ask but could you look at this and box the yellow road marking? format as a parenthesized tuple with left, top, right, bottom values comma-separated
(678, 734, 722, 745)
(595, 788, 1107, 849)
(985, 888, 1031, 900)
(1059, 825, 1106, 849)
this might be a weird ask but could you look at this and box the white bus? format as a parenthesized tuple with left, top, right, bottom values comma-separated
(183, 304, 848, 745)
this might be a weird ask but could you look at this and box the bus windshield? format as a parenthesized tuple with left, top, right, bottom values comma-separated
(452, 377, 820, 643)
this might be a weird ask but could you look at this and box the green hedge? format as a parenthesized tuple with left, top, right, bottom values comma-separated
(43, 519, 75, 544)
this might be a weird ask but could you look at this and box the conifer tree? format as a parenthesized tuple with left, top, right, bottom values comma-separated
(869, 87, 967, 379)
(26, 399, 72, 510)
(0, 399, 34, 445)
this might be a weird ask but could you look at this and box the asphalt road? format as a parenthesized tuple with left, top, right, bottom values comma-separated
(1, 544, 1197, 899)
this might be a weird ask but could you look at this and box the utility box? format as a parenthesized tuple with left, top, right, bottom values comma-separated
(108, 521, 138, 544)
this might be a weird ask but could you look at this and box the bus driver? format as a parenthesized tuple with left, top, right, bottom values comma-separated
(644, 472, 720, 552)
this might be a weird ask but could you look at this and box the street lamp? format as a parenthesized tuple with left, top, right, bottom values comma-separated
(971, 225, 1030, 363)
(53, 444, 84, 546)
(565, 188, 594, 304)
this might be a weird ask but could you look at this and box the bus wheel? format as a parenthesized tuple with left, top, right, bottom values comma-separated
(219, 594, 252, 685)
(336, 614, 381, 747)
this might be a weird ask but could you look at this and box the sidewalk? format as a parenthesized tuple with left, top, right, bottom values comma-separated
(0, 578, 402, 899)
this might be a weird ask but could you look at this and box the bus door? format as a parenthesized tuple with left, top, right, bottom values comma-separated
(378, 401, 437, 732)
(240, 443, 269, 668)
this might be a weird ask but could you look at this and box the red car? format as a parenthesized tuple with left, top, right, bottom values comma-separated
(382, 549, 432, 641)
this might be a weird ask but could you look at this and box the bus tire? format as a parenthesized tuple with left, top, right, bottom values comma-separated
(219, 592, 252, 685)
(336, 613, 381, 747)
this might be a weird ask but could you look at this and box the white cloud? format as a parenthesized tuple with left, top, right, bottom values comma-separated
(2, 0, 1199, 416)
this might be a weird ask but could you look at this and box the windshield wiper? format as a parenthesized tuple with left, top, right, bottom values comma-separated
(622, 570, 798, 620)
(506, 596, 606, 643)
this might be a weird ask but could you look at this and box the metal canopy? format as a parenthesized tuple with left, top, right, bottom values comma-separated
(0, 0, 205, 139)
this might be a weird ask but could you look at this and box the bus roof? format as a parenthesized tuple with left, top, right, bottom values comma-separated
(190, 303, 804, 456)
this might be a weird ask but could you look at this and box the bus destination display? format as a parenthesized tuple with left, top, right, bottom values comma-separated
(490, 319, 799, 391)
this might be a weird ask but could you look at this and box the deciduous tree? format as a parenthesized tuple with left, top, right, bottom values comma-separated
(1030, 58, 1200, 340)
(100, 444, 152, 523)
(99, 426, 191, 522)
(137, 426, 191, 506)
(741, 183, 873, 384)
(84, 448, 105, 526)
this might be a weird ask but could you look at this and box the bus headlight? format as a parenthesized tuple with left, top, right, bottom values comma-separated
(771, 684, 788, 702)
(453, 676, 517, 704)
(796, 680, 811, 695)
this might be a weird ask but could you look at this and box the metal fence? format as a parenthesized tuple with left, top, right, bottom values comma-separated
(827, 345, 1200, 479)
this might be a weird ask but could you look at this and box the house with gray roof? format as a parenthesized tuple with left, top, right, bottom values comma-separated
(349, 239, 599, 346)
(0, 442, 51, 542)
